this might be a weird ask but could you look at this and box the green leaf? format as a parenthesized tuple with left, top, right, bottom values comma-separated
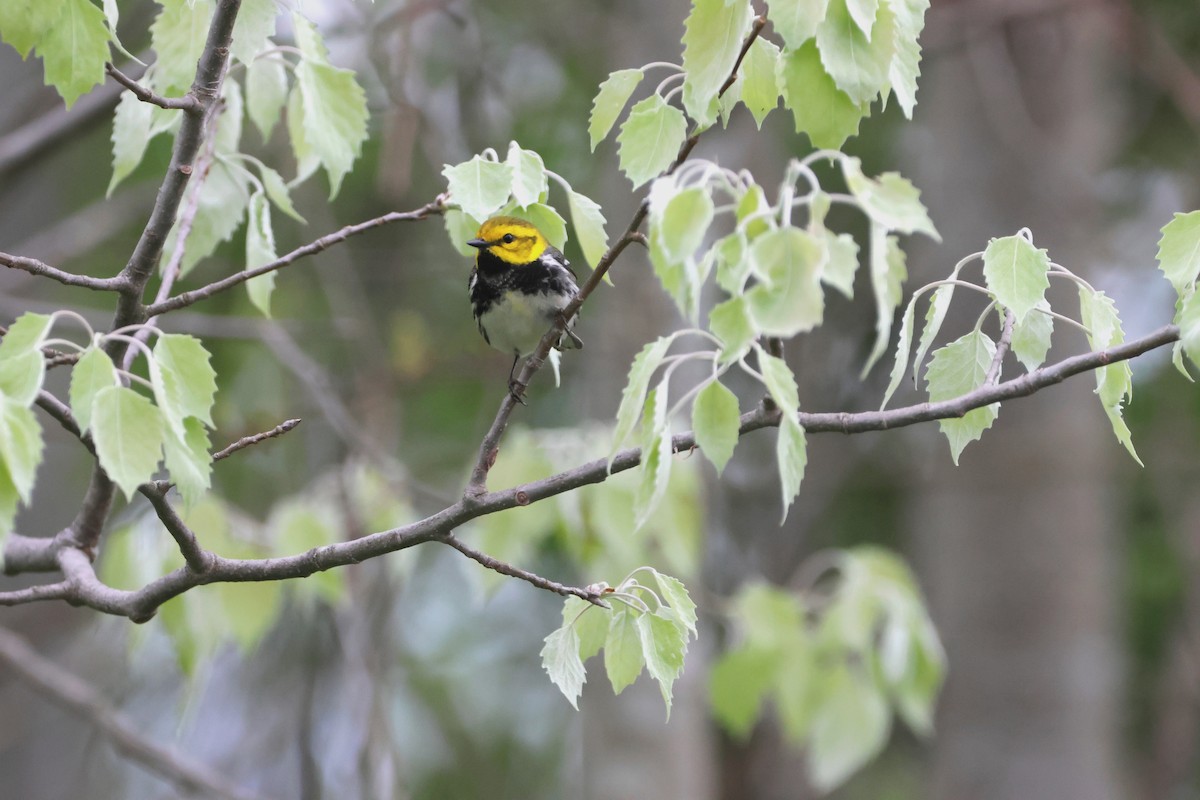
(258, 162, 306, 224)
(758, 351, 799, 417)
(0, 352, 44, 407)
(605, 607, 645, 694)
(294, 55, 368, 198)
(681, 0, 754, 128)
(108, 92, 156, 195)
(842, 158, 939, 239)
(714, 231, 750, 294)
(635, 388, 672, 529)
(766, 0, 830, 48)
(589, 68, 644, 151)
(820, 230, 859, 299)
(0, 459, 22, 540)
(709, 647, 779, 738)
(37, 0, 110, 108)
(881, 292, 917, 409)
(1078, 287, 1140, 464)
(442, 155, 513, 222)
(563, 596, 609, 661)
(653, 572, 698, 636)
(286, 85, 319, 184)
(815, 0, 891, 104)
(886, 0, 929, 118)
(0, 313, 52, 358)
(616, 95, 688, 189)
(229, 0, 277, 65)
(776, 415, 808, 521)
(150, 0, 213, 94)
(658, 186, 715, 263)
(692, 380, 740, 474)
(215, 72, 243, 154)
(740, 37, 781, 127)
(847, 0, 880, 34)
(981, 234, 1050, 323)
(163, 160, 251, 276)
(1156, 210, 1200, 298)
(443, 208, 482, 258)
(733, 582, 807, 647)
(636, 610, 688, 717)
(69, 346, 118, 434)
(1011, 302, 1053, 371)
(245, 56, 289, 141)
(152, 334, 217, 429)
(272, 502, 342, 604)
(774, 631, 818, 743)
(506, 202, 567, 250)
(567, 189, 609, 269)
(610, 334, 677, 462)
(925, 330, 999, 464)
(0, 399, 43, 504)
(506, 142, 548, 208)
(746, 226, 826, 337)
(541, 623, 586, 710)
(778, 41, 865, 149)
(1178, 290, 1200, 370)
(861, 228, 907, 377)
(0, 0, 63, 59)
(806, 663, 892, 792)
(245, 192, 278, 317)
(912, 256, 970, 387)
(219, 580, 282, 652)
(709, 296, 755, 363)
(91, 385, 164, 499)
(163, 417, 211, 507)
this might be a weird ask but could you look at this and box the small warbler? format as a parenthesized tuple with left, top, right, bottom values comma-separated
(467, 216, 583, 398)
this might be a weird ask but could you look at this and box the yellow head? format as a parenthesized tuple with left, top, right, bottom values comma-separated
(467, 216, 548, 266)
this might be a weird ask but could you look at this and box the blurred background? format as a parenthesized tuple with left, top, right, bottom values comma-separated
(1, 0, 1199, 797)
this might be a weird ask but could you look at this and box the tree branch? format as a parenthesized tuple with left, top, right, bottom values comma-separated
(0, 251, 126, 291)
(105, 63, 200, 111)
(0, 626, 269, 800)
(986, 308, 1016, 386)
(144, 199, 448, 317)
(212, 418, 302, 462)
(441, 533, 607, 605)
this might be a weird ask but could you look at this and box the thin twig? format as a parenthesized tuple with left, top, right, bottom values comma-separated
(144, 199, 447, 316)
(986, 309, 1016, 386)
(105, 63, 200, 111)
(0, 252, 126, 291)
(142, 488, 212, 573)
(0, 626, 269, 800)
(441, 533, 607, 605)
(213, 418, 302, 462)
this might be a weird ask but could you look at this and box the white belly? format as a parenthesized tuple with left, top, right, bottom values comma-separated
(479, 290, 574, 356)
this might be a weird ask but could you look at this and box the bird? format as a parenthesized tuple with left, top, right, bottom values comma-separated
(467, 216, 584, 400)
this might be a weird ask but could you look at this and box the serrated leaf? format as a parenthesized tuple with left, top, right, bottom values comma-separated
(443, 208, 482, 258)
(245, 56, 289, 141)
(108, 91, 156, 195)
(610, 334, 677, 462)
(150, 0, 213, 94)
(776, 415, 807, 521)
(692, 380, 740, 474)
(163, 417, 211, 507)
(295, 56, 368, 199)
(746, 226, 826, 337)
(505, 142, 548, 208)
(1011, 302, 1053, 371)
(806, 663, 892, 792)
(715, 231, 750, 294)
(230, 0, 277, 65)
(0, 313, 52, 358)
(1178, 290, 1200, 369)
(758, 351, 799, 417)
(710, 647, 779, 738)
(506, 202, 567, 250)
(563, 596, 609, 661)
(0, 399, 43, 504)
(861, 227, 907, 377)
(567, 189, 609, 269)
(69, 346, 118, 434)
(767, 0, 830, 48)
(843, 158, 939, 239)
(709, 296, 755, 364)
(215, 75, 243, 154)
(0, 0, 63, 59)
(152, 334, 217, 429)
(286, 85, 319, 184)
(589, 68, 644, 151)
(658, 186, 715, 262)
(886, 0, 929, 117)
(636, 610, 688, 717)
(741, 37, 781, 127)
(616, 95, 688, 189)
(815, 0, 891, 104)
(881, 292, 917, 409)
(925, 330, 999, 464)
(258, 162, 306, 224)
(981, 234, 1050, 323)
(778, 40, 865, 149)
(92, 386, 164, 499)
(245, 192, 278, 317)
(847, 0, 880, 35)
(681, 0, 754, 128)
(911, 256, 970, 386)
(0, 458, 21, 539)
(1156, 210, 1200, 298)
(654, 572, 697, 636)
(442, 155, 513, 222)
(163, 160, 251, 276)
(37, 0, 110, 108)
(604, 607, 644, 694)
(541, 623, 586, 710)
(0, 352, 44, 407)
(820, 230, 859, 298)
(635, 387, 672, 529)
(1078, 287, 1140, 464)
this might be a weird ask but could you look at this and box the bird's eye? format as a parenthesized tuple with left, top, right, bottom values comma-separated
(502, 233, 515, 244)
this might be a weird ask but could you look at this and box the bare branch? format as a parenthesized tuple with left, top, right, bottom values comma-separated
(986, 309, 1016, 386)
(144, 199, 448, 317)
(105, 63, 200, 111)
(0, 251, 126, 291)
(442, 533, 608, 605)
(0, 626, 270, 800)
(212, 418, 302, 462)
